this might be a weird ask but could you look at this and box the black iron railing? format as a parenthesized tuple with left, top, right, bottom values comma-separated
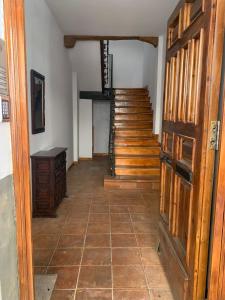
(108, 96, 115, 176)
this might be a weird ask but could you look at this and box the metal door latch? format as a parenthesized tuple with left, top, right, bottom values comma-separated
(209, 121, 220, 150)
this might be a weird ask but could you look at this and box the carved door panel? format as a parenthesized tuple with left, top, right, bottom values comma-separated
(159, 0, 225, 300)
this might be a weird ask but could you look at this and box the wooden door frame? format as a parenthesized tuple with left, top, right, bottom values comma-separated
(3, 0, 34, 299)
(208, 33, 225, 300)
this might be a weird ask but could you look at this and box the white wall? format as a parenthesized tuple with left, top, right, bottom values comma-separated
(93, 101, 110, 154)
(68, 42, 102, 91)
(143, 43, 158, 108)
(25, 0, 73, 167)
(79, 100, 93, 158)
(72, 72, 79, 162)
(155, 34, 167, 137)
(110, 40, 145, 88)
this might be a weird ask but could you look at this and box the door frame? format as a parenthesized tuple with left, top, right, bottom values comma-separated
(3, 0, 34, 299)
(208, 32, 225, 299)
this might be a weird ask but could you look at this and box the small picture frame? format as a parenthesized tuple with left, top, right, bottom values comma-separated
(31, 69, 45, 134)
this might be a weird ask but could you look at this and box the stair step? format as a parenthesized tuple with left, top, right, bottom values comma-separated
(115, 88, 148, 96)
(115, 101, 151, 107)
(104, 175, 160, 190)
(115, 113, 153, 121)
(115, 156, 160, 167)
(115, 138, 159, 146)
(114, 146, 160, 155)
(114, 122, 153, 129)
(115, 95, 150, 101)
(115, 167, 160, 176)
(115, 129, 153, 137)
(115, 107, 152, 114)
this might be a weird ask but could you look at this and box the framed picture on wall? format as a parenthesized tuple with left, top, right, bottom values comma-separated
(31, 69, 45, 134)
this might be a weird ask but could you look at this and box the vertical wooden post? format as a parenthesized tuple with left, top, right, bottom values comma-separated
(3, 0, 34, 299)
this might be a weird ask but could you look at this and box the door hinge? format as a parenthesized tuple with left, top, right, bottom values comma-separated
(209, 121, 220, 150)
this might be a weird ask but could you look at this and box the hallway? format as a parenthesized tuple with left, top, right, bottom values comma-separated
(33, 158, 173, 299)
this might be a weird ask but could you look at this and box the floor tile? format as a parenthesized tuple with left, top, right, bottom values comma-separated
(149, 289, 174, 300)
(78, 266, 112, 288)
(91, 205, 109, 213)
(136, 234, 157, 247)
(113, 266, 147, 288)
(113, 289, 150, 300)
(50, 248, 82, 266)
(82, 248, 111, 265)
(47, 266, 79, 289)
(87, 223, 110, 234)
(58, 234, 84, 248)
(111, 222, 133, 234)
(89, 213, 110, 223)
(85, 234, 110, 247)
(33, 249, 54, 266)
(63, 223, 87, 235)
(76, 289, 112, 299)
(141, 248, 161, 265)
(50, 290, 75, 300)
(111, 234, 137, 247)
(111, 213, 131, 223)
(112, 248, 142, 265)
(110, 206, 129, 213)
(131, 214, 152, 223)
(145, 266, 170, 289)
(34, 267, 47, 274)
(133, 223, 157, 234)
(33, 234, 59, 249)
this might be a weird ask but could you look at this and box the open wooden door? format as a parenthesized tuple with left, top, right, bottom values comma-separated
(159, 1, 225, 300)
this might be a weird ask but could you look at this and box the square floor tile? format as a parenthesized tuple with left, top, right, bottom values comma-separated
(91, 205, 109, 213)
(58, 235, 84, 248)
(149, 289, 174, 300)
(33, 249, 54, 266)
(133, 223, 157, 234)
(85, 234, 110, 247)
(112, 248, 142, 265)
(63, 223, 87, 235)
(82, 248, 111, 265)
(50, 248, 82, 266)
(50, 290, 75, 300)
(111, 214, 131, 223)
(111, 234, 137, 247)
(136, 234, 157, 247)
(89, 213, 110, 223)
(131, 214, 152, 223)
(47, 266, 79, 289)
(113, 266, 147, 288)
(141, 248, 161, 265)
(110, 206, 129, 213)
(113, 289, 149, 300)
(33, 234, 59, 249)
(76, 289, 112, 299)
(78, 266, 112, 288)
(87, 223, 110, 234)
(145, 266, 170, 289)
(111, 222, 133, 234)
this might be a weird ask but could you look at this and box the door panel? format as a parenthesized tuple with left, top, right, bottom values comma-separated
(160, 0, 225, 299)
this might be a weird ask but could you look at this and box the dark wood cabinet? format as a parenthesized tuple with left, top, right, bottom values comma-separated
(31, 147, 67, 217)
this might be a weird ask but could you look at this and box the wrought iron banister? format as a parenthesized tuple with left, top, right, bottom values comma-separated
(109, 96, 115, 176)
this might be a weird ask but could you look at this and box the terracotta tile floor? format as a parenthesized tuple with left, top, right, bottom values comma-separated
(33, 158, 174, 300)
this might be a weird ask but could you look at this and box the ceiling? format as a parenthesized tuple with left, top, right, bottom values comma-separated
(45, 0, 179, 36)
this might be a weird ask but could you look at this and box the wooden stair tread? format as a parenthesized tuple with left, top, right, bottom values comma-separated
(105, 175, 160, 182)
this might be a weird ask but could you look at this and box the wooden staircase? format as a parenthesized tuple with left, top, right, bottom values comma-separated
(104, 88, 160, 190)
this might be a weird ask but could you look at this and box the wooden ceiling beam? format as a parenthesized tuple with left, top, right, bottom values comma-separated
(64, 35, 159, 48)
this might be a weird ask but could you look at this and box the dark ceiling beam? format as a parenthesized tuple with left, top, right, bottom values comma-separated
(64, 35, 159, 48)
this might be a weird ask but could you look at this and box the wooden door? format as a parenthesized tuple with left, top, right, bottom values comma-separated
(159, 1, 225, 300)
